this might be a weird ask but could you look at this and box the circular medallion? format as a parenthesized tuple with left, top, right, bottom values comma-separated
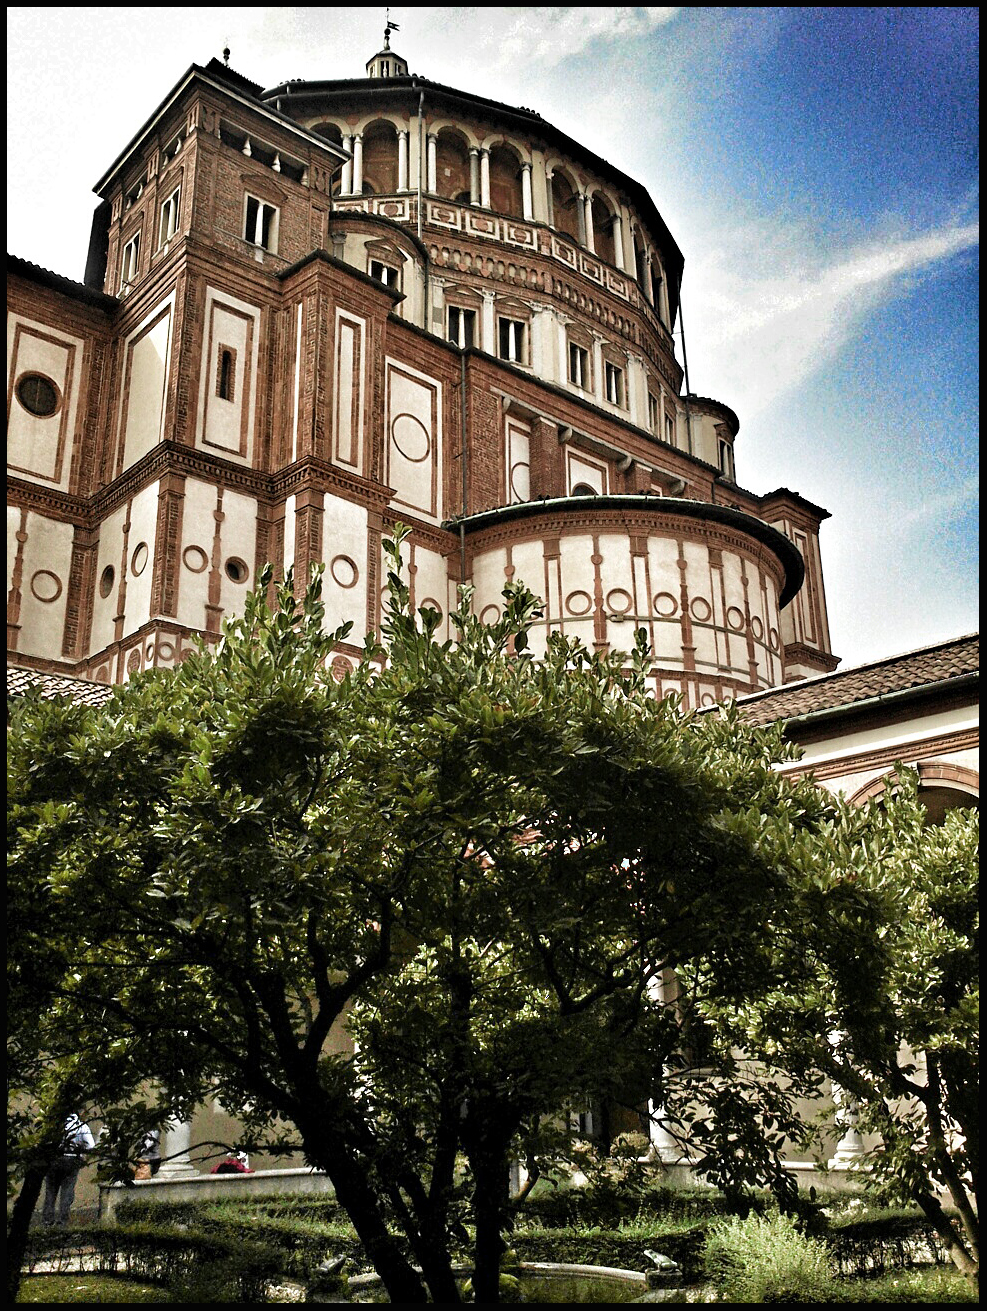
(30, 570, 62, 603)
(769, 627, 781, 652)
(391, 412, 431, 463)
(183, 545, 208, 573)
(751, 616, 764, 640)
(690, 597, 712, 623)
(480, 604, 501, 625)
(726, 605, 746, 631)
(564, 590, 593, 617)
(330, 555, 359, 589)
(99, 565, 115, 599)
(653, 592, 678, 617)
(131, 542, 148, 576)
(606, 588, 633, 615)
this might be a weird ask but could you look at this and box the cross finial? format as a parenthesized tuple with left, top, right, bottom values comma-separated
(222, 45, 230, 66)
(384, 8, 400, 48)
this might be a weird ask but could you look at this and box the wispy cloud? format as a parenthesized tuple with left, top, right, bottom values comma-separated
(686, 219, 980, 420)
(498, 7, 680, 67)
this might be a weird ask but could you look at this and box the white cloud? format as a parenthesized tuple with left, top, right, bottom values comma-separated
(685, 219, 980, 420)
(497, 6, 680, 67)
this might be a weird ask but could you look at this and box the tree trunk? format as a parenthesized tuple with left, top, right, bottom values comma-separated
(7, 1162, 47, 1303)
(469, 1139, 511, 1305)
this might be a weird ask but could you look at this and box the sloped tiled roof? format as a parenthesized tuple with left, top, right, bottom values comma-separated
(7, 665, 116, 708)
(734, 634, 979, 727)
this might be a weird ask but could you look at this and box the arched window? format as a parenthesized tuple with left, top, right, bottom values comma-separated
(551, 169, 581, 243)
(217, 348, 235, 402)
(362, 120, 399, 195)
(435, 129, 471, 202)
(488, 143, 524, 218)
(591, 194, 616, 266)
(571, 483, 597, 497)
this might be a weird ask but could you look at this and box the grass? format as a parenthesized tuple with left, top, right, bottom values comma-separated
(17, 1274, 171, 1303)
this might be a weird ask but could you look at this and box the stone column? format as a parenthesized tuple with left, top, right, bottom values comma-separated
(521, 162, 533, 221)
(352, 133, 364, 196)
(480, 290, 496, 354)
(157, 1118, 197, 1179)
(591, 333, 605, 405)
(583, 194, 595, 254)
(426, 132, 438, 193)
(545, 170, 555, 227)
(479, 148, 491, 208)
(647, 1095, 689, 1164)
(576, 191, 587, 247)
(612, 213, 625, 270)
(556, 313, 569, 387)
(642, 251, 654, 303)
(340, 136, 353, 196)
(530, 302, 549, 378)
(397, 130, 409, 191)
(469, 148, 480, 205)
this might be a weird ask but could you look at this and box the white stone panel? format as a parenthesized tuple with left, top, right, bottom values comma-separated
(282, 493, 297, 577)
(197, 287, 260, 463)
(333, 309, 365, 472)
(320, 494, 369, 643)
(7, 315, 84, 489)
(121, 481, 161, 634)
(505, 417, 530, 504)
(10, 512, 75, 661)
(120, 297, 173, 470)
(385, 358, 443, 523)
(176, 479, 219, 631)
(411, 545, 452, 642)
(91, 504, 129, 656)
(217, 488, 259, 615)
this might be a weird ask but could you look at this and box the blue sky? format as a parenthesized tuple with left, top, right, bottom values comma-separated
(7, 7, 979, 668)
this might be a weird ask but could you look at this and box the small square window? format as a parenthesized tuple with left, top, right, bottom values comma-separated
(244, 195, 279, 252)
(448, 306, 476, 348)
(498, 317, 526, 364)
(568, 342, 589, 389)
(158, 186, 181, 248)
(369, 259, 398, 287)
(604, 361, 624, 407)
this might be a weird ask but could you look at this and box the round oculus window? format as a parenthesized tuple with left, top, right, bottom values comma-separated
(16, 373, 61, 418)
(225, 557, 249, 584)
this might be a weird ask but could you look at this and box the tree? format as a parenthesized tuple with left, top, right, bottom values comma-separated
(692, 772, 979, 1290)
(8, 538, 851, 1302)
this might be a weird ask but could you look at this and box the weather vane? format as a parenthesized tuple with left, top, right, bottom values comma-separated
(384, 8, 400, 47)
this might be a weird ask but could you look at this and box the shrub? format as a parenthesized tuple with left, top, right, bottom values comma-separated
(704, 1210, 832, 1303)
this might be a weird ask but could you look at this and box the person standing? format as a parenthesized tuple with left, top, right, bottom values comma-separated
(41, 1113, 95, 1226)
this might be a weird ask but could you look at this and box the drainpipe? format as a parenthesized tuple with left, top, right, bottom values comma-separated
(459, 351, 468, 586)
(676, 274, 695, 462)
(417, 90, 425, 243)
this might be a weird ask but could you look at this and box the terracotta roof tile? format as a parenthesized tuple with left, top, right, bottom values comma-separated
(7, 665, 116, 708)
(733, 634, 979, 726)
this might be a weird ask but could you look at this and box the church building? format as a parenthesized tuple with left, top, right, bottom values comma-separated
(7, 31, 977, 1195)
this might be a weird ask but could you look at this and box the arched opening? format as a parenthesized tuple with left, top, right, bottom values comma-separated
(591, 194, 616, 266)
(312, 123, 346, 196)
(551, 169, 582, 243)
(435, 128, 471, 202)
(633, 232, 648, 287)
(362, 120, 399, 196)
(571, 483, 597, 497)
(488, 143, 524, 217)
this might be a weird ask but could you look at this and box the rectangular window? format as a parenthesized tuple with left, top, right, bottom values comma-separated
(664, 414, 675, 446)
(158, 186, 181, 248)
(369, 259, 398, 286)
(604, 361, 624, 407)
(448, 306, 476, 348)
(498, 317, 525, 364)
(120, 232, 141, 288)
(244, 195, 279, 252)
(216, 345, 237, 403)
(568, 342, 589, 389)
(647, 391, 660, 433)
(719, 438, 734, 481)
